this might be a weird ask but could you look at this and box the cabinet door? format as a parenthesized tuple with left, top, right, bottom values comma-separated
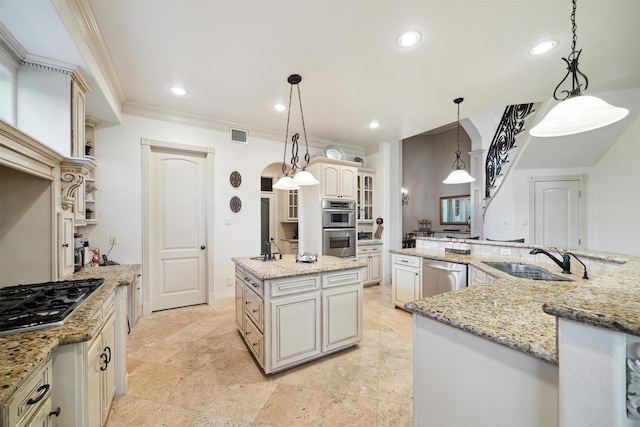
(392, 265, 420, 307)
(362, 174, 374, 221)
(57, 211, 75, 279)
(235, 280, 244, 331)
(369, 252, 382, 283)
(357, 255, 370, 283)
(20, 396, 52, 427)
(86, 336, 102, 427)
(339, 167, 357, 200)
(322, 284, 362, 352)
(102, 315, 116, 421)
(270, 292, 321, 370)
(321, 164, 340, 199)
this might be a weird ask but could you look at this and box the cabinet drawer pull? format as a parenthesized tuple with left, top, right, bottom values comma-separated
(252, 342, 258, 347)
(252, 309, 259, 313)
(27, 384, 50, 405)
(49, 407, 61, 417)
(245, 301, 251, 305)
(100, 352, 109, 371)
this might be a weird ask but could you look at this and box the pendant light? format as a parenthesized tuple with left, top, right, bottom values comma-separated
(529, 0, 628, 137)
(273, 74, 319, 190)
(443, 98, 475, 185)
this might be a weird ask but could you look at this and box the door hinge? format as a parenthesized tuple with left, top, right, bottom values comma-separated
(578, 190, 582, 197)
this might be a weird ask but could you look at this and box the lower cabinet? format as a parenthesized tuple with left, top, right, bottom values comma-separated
(468, 265, 497, 286)
(51, 287, 126, 427)
(357, 244, 382, 285)
(0, 357, 56, 427)
(235, 265, 362, 374)
(271, 292, 321, 370)
(392, 254, 422, 308)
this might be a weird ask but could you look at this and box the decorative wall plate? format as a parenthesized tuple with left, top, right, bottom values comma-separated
(230, 171, 242, 188)
(324, 145, 345, 160)
(230, 196, 242, 213)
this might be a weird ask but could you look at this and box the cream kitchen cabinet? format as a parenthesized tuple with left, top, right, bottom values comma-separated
(392, 254, 422, 308)
(279, 189, 298, 222)
(357, 169, 375, 222)
(357, 244, 382, 286)
(307, 160, 357, 200)
(83, 118, 100, 225)
(468, 265, 497, 286)
(52, 287, 126, 427)
(234, 260, 363, 374)
(58, 211, 75, 279)
(0, 357, 57, 427)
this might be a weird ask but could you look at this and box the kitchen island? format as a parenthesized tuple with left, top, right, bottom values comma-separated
(232, 254, 365, 374)
(396, 238, 640, 427)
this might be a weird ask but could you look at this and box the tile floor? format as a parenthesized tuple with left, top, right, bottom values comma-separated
(106, 284, 414, 426)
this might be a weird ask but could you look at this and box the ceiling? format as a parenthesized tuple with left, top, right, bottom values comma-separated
(1, 0, 640, 153)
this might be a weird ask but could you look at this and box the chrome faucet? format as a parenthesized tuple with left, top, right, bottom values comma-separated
(529, 248, 571, 274)
(262, 238, 283, 261)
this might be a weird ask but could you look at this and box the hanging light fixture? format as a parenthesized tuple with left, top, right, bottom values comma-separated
(529, 0, 628, 137)
(443, 97, 475, 185)
(273, 74, 319, 190)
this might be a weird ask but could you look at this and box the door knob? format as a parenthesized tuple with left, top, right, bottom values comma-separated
(200, 245, 206, 250)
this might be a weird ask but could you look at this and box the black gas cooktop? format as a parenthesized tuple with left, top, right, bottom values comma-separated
(0, 278, 105, 337)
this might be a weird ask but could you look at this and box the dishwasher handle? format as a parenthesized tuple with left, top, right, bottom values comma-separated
(424, 263, 465, 273)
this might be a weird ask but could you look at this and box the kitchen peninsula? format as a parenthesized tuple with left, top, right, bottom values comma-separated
(232, 254, 365, 374)
(394, 238, 640, 427)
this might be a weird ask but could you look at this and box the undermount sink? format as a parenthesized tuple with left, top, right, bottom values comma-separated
(482, 262, 572, 281)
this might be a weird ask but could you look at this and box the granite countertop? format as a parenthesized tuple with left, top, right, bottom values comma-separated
(393, 247, 615, 364)
(0, 264, 140, 405)
(232, 254, 365, 280)
(357, 240, 383, 246)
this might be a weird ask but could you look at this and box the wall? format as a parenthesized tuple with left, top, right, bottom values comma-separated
(402, 127, 472, 235)
(0, 165, 53, 285)
(482, 114, 640, 256)
(92, 114, 286, 302)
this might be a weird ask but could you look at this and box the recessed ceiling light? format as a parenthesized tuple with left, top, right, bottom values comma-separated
(369, 120, 380, 129)
(169, 86, 188, 96)
(397, 31, 421, 48)
(273, 104, 286, 111)
(529, 40, 557, 56)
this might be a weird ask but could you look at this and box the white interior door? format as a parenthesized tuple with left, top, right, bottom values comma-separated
(533, 179, 581, 248)
(150, 147, 207, 311)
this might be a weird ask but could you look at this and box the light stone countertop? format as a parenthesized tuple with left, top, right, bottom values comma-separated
(232, 254, 365, 280)
(395, 244, 638, 365)
(0, 264, 140, 405)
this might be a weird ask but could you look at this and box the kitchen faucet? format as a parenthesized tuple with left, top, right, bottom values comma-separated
(566, 252, 589, 279)
(262, 238, 283, 261)
(529, 248, 571, 274)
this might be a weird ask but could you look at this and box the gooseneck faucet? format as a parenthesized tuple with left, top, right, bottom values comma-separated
(566, 252, 589, 279)
(529, 248, 571, 274)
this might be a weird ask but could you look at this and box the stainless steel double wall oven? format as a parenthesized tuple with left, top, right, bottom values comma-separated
(322, 200, 356, 258)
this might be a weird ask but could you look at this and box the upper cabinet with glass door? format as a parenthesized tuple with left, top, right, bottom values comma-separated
(279, 189, 298, 222)
(357, 169, 375, 222)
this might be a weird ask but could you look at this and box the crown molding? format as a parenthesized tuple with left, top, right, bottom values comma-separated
(123, 100, 365, 155)
(0, 22, 26, 66)
(53, 0, 126, 105)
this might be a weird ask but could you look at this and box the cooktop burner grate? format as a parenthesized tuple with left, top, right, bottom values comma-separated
(0, 278, 105, 336)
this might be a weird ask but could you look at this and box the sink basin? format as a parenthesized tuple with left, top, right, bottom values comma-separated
(482, 262, 572, 281)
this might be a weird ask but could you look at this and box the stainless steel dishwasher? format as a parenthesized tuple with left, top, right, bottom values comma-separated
(422, 259, 468, 297)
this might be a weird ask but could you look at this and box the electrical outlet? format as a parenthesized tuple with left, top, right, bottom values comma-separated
(109, 235, 118, 245)
(226, 277, 234, 286)
(500, 248, 511, 255)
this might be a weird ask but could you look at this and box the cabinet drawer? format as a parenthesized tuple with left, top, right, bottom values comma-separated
(244, 288, 264, 331)
(322, 270, 362, 288)
(237, 268, 263, 297)
(358, 245, 381, 254)
(270, 275, 320, 297)
(4, 357, 52, 427)
(244, 313, 264, 366)
(393, 254, 421, 268)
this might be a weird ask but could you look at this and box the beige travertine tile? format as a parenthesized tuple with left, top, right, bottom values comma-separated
(325, 364, 379, 399)
(378, 399, 414, 427)
(311, 393, 378, 426)
(205, 378, 279, 421)
(378, 368, 413, 405)
(106, 394, 200, 427)
(167, 370, 235, 411)
(126, 361, 193, 403)
(254, 384, 331, 426)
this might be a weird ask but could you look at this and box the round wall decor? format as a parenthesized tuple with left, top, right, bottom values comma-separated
(230, 196, 242, 213)
(230, 171, 242, 188)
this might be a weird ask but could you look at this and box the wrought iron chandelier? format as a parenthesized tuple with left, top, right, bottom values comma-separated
(273, 74, 319, 190)
(529, 0, 628, 137)
(443, 97, 475, 184)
